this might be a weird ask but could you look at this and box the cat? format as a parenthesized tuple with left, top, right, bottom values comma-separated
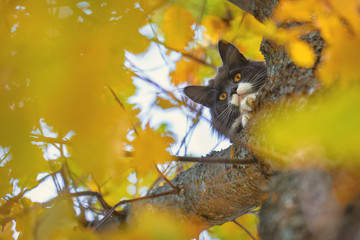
(184, 40, 267, 137)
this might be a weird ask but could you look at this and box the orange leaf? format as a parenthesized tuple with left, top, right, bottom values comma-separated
(156, 96, 179, 109)
(287, 40, 316, 68)
(171, 58, 199, 85)
(161, 4, 195, 50)
(132, 127, 174, 175)
(203, 16, 228, 43)
(0, 222, 14, 240)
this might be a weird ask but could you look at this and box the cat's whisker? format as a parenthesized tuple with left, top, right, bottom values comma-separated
(249, 68, 266, 78)
(248, 70, 267, 84)
(217, 107, 234, 125)
(248, 73, 266, 84)
(216, 104, 240, 131)
(215, 105, 232, 121)
(217, 102, 230, 108)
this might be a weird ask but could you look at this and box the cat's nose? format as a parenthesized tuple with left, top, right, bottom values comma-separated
(231, 86, 238, 95)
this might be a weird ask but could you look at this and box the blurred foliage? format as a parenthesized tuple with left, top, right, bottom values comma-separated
(0, 0, 358, 239)
(255, 0, 360, 170)
(256, 86, 360, 168)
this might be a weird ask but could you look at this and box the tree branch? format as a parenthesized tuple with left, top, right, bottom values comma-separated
(150, 38, 217, 70)
(176, 156, 257, 164)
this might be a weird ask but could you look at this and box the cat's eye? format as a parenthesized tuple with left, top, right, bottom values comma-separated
(219, 92, 227, 100)
(234, 73, 241, 82)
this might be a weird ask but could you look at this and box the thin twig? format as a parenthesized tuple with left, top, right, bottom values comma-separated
(0, 149, 11, 163)
(194, 0, 207, 39)
(106, 85, 139, 136)
(29, 134, 71, 145)
(153, 164, 177, 191)
(40, 191, 108, 208)
(147, 17, 172, 70)
(150, 38, 217, 70)
(106, 85, 125, 110)
(233, 219, 256, 240)
(0, 191, 26, 214)
(124, 150, 257, 164)
(129, 67, 180, 103)
(176, 107, 203, 155)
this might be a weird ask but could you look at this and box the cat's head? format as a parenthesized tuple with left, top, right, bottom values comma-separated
(184, 40, 266, 136)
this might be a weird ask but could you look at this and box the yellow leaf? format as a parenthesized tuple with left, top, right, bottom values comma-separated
(203, 16, 228, 43)
(273, 0, 315, 22)
(210, 213, 259, 240)
(328, 0, 360, 34)
(115, 7, 150, 54)
(0, 85, 47, 189)
(70, 106, 133, 181)
(315, 14, 360, 85)
(140, 0, 168, 14)
(161, 4, 195, 50)
(156, 96, 179, 109)
(0, 166, 12, 198)
(7, 141, 48, 189)
(263, 20, 292, 45)
(171, 58, 199, 85)
(287, 40, 316, 68)
(109, 208, 194, 240)
(12, 200, 38, 240)
(51, 228, 99, 240)
(36, 199, 77, 240)
(132, 127, 174, 175)
(0, 222, 14, 240)
(226, 13, 265, 61)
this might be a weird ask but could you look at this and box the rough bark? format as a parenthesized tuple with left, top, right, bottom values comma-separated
(128, 147, 272, 230)
(228, 0, 278, 22)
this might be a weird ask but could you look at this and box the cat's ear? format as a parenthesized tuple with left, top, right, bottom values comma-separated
(184, 86, 216, 107)
(218, 40, 249, 69)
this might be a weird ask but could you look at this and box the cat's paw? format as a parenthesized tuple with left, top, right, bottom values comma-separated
(241, 113, 251, 127)
(240, 93, 257, 112)
(239, 93, 257, 128)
